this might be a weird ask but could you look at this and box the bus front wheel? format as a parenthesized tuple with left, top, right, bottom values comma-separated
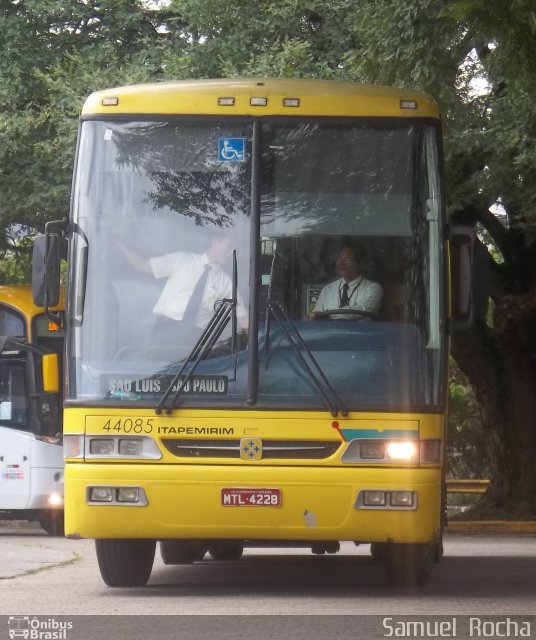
(379, 543, 434, 587)
(95, 539, 156, 587)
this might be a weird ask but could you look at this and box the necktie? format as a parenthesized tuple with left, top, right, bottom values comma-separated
(340, 282, 350, 307)
(182, 264, 210, 324)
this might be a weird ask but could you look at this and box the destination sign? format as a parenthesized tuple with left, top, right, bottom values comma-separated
(106, 374, 229, 396)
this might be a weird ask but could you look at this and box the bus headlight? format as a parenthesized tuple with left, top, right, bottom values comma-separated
(89, 487, 114, 503)
(355, 490, 418, 510)
(118, 439, 143, 456)
(87, 486, 148, 506)
(360, 442, 385, 459)
(390, 491, 416, 507)
(90, 439, 115, 456)
(47, 492, 64, 508)
(363, 491, 387, 507)
(386, 441, 418, 461)
(117, 488, 141, 503)
(341, 439, 420, 463)
(84, 436, 162, 460)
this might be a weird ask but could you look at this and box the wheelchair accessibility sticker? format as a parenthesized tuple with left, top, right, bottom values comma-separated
(218, 137, 246, 162)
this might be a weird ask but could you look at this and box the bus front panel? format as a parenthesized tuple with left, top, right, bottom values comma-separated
(65, 81, 447, 551)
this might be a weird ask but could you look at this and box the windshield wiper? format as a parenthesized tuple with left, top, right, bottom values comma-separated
(0, 335, 50, 356)
(264, 301, 348, 417)
(155, 251, 238, 415)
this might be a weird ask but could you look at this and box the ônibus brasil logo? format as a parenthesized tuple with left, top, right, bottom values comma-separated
(8, 617, 73, 640)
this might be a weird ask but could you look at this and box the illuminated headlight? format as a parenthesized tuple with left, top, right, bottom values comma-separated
(89, 439, 115, 456)
(89, 487, 114, 503)
(386, 441, 417, 461)
(341, 438, 419, 464)
(118, 439, 143, 456)
(117, 488, 140, 503)
(360, 442, 385, 459)
(390, 491, 416, 507)
(363, 491, 387, 507)
(47, 492, 64, 508)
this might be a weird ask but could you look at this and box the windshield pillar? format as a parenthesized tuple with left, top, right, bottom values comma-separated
(247, 120, 262, 406)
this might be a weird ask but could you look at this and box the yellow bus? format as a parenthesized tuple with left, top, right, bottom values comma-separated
(32, 78, 474, 585)
(0, 285, 64, 535)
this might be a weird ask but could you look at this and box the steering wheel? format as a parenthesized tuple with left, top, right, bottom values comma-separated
(311, 308, 376, 320)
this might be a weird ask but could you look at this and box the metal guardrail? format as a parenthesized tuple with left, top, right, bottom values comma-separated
(446, 479, 489, 494)
(447, 520, 536, 533)
(445, 479, 536, 532)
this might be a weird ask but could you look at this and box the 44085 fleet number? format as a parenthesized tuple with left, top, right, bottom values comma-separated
(101, 418, 154, 434)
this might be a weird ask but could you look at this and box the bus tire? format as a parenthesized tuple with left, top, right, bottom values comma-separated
(160, 539, 207, 565)
(381, 543, 434, 587)
(208, 540, 244, 561)
(37, 510, 65, 537)
(370, 542, 388, 564)
(95, 539, 155, 587)
(434, 536, 444, 563)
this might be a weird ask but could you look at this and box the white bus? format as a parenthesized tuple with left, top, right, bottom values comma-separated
(0, 285, 64, 535)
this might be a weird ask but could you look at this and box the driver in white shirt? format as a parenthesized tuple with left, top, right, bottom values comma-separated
(311, 240, 383, 320)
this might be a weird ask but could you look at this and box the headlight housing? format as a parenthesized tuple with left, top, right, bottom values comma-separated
(341, 439, 441, 464)
(64, 435, 161, 460)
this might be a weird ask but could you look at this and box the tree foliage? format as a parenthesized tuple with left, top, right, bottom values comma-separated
(1, 0, 536, 514)
(448, 360, 489, 480)
(167, 0, 536, 516)
(0, 0, 175, 255)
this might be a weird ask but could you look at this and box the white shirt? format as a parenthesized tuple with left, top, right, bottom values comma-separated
(150, 251, 240, 328)
(313, 276, 383, 317)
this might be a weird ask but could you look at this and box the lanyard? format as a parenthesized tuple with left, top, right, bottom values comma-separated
(339, 278, 361, 306)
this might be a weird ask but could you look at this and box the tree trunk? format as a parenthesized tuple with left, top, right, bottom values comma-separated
(452, 293, 536, 518)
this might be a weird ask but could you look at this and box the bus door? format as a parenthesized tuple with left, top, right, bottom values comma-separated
(0, 358, 31, 509)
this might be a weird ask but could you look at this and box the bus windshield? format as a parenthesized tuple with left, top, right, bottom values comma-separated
(69, 117, 445, 411)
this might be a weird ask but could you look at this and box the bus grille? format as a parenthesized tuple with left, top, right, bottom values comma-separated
(161, 439, 341, 460)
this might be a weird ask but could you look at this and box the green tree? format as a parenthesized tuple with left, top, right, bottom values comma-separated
(0, 0, 176, 272)
(448, 360, 489, 480)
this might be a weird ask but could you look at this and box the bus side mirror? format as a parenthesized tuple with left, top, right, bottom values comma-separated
(32, 233, 60, 308)
(449, 225, 476, 332)
(42, 353, 60, 394)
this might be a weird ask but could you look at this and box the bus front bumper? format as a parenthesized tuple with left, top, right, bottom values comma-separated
(64, 463, 442, 544)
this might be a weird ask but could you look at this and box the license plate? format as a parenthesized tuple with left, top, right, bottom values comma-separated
(221, 488, 282, 507)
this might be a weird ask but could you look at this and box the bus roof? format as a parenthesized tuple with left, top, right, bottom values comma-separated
(81, 77, 440, 119)
(0, 284, 64, 323)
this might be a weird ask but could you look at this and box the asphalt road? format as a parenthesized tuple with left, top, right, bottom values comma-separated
(0, 522, 535, 640)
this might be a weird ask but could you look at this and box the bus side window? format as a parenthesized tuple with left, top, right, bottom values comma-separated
(0, 362, 28, 429)
(0, 309, 25, 337)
